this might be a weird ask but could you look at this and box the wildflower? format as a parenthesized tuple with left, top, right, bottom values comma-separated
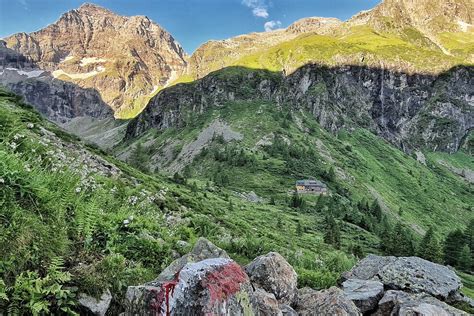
(27, 123, 34, 129)
(75, 187, 82, 193)
(31, 149, 36, 153)
(123, 219, 130, 227)
(24, 164, 31, 172)
(9, 142, 17, 150)
(0, 178, 4, 184)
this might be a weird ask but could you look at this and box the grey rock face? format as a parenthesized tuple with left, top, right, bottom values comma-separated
(127, 65, 473, 153)
(245, 252, 298, 305)
(153, 237, 229, 283)
(375, 290, 468, 316)
(343, 255, 462, 302)
(125, 258, 256, 315)
(295, 287, 361, 316)
(78, 290, 112, 316)
(378, 257, 461, 301)
(341, 254, 397, 281)
(342, 279, 384, 313)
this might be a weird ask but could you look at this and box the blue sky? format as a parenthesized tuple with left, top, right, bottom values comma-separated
(0, 0, 380, 53)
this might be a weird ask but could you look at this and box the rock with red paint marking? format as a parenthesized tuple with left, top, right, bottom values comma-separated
(125, 258, 256, 315)
(295, 287, 361, 316)
(155, 237, 229, 282)
(245, 252, 298, 305)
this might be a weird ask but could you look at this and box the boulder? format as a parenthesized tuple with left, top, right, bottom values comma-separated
(245, 252, 298, 305)
(295, 287, 361, 316)
(342, 279, 384, 313)
(77, 289, 112, 316)
(252, 288, 282, 316)
(378, 257, 461, 301)
(343, 255, 462, 301)
(340, 254, 396, 282)
(153, 237, 229, 282)
(125, 258, 256, 315)
(375, 290, 468, 316)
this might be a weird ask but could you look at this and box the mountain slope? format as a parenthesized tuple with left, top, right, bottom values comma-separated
(181, 0, 473, 83)
(3, 3, 187, 118)
(119, 66, 473, 238)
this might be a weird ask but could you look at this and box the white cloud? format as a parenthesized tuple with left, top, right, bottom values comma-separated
(252, 7, 269, 19)
(242, 0, 269, 19)
(264, 20, 282, 32)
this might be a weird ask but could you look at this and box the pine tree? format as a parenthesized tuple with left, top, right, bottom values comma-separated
(464, 219, 474, 259)
(296, 221, 303, 236)
(443, 229, 465, 266)
(324, 215, 341, 249)
(418, 227, 443, 263)
(458, 245, 472, 272)
(370, 200, 383, 222)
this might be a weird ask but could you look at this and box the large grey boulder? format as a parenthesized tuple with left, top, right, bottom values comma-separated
(341, 254, 397, 282)
(375, 290, 468, 316)
(252, 288, 282, 316)
(153, 237, 229, 282)
(245, 252, 298, 305)
(77, 290, 112, 316)
(342, 279, 384, 313)
(125, 258, 256, 315)
(343, 255, 462, 301)
(295, 287, 361, 316)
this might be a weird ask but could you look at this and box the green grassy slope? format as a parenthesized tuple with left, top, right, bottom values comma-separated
(0, 89, 370, 313)
(123, 99, 473, 236)
(181, 25, 473, 85)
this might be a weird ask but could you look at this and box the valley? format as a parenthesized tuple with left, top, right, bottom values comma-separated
(0, 0, 473, 314)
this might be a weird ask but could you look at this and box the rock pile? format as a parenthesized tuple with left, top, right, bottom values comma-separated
(118, 240, 471, 315)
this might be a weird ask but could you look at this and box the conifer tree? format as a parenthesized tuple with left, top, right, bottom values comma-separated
(370, 200, 383, 222)
(418, 227, 443, 263)
(458, 245, 472, 272)
(443, 229, 465, 266)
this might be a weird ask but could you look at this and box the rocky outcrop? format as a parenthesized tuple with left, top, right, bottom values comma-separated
(3, 3, 187, 117)
(125, 258, 255, 315)
(375, 290, 469, 316)
(245, 252, 298, 305)
(342, 255, 462, 301)
(127, 65, 473, 153)
(124, 242, 471, 315)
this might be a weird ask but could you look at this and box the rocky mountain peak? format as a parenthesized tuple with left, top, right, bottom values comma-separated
(350, 0, 474, 33)
(286, 17, 342, 34)
(75, 2, 114, 16)
(3, 3, 188, 118)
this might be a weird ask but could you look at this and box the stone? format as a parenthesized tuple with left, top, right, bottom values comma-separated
(125, 258, 256, 315)
(343, 255, 462, 301)
(78, 289, 112, 316)
(245, 252, 298, 305)
(252, 288, 282, 316)
(378, 257, 461, 301)
(340, 254, 396, 282)
(153, 237, 229, 282)
(375, 290, 468, 316)
(342, 278, 384, 313)
(295, 287, 361, 316)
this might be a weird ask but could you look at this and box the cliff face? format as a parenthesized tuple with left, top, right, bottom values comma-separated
(3, 3, 187, 118)
(0, 40, 112, 123)
(127, 65, 473, 153)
